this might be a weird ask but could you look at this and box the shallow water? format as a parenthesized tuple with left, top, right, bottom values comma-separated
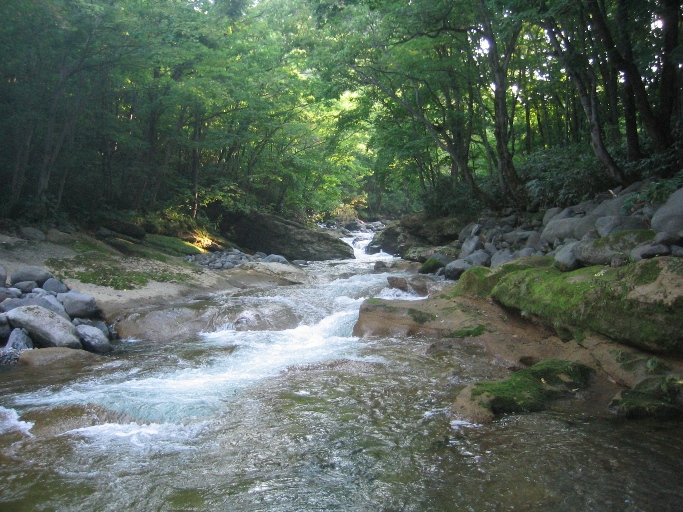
(0, 234, 681, 511)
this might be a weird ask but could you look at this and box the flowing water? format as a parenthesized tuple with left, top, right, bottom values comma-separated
(0, 235, 682, 511)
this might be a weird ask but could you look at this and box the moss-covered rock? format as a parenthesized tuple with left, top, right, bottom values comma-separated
(445, 256, 554, 299)
(573, 229, 655, 266)
(419, 257, 446, 274)
(610, 376, 683, 419)
(452, 360, 593, 422)
(490, 257, 683, 353)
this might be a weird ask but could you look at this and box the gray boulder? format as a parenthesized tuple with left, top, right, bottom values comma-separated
(5, 328, 33, 351)
(19, 227, 46, 241)
(654, 231, 683, 246)
(595, 216, 649, 237)
(76, 325, 113, 354)
(540, 217, 583, 243)
(13, 281, 38, 294)
(491, 249, 515, 267)
(0, 313, 10, 341)
(6, 306, 81, 349)
(573, 230, 654, 266)
(0, 265, 6, 287)
(0, 295, 70, 320)
(543, 207, 563, 226)
(651, 187, 683, 233)
(42, 277, 69, 294)
(459, 236, 483, 259)
(590, 196, 630, 217)
(554, 242, 581, 272)
(262, 254, 290, 264)
(671, 245, 683, 258)
(10, 266, 53, 287)
(0, 288, 14, 302)
(464, 250, 491, 268)
(57, 291, 100, 318)
(227, 211, 354, 261)
(630, 243, 671, 261)
(444, 260, 472, 280)
(73, 318, 111, 339)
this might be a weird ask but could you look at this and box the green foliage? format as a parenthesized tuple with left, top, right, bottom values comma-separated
(520, 145, 613, 207)
(622, 169, 683, 213)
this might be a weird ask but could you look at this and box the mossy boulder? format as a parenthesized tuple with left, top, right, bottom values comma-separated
(610, 376, 683, 419)
(446, 256, 554, 299)
(452, 360, 593, 423)
(490, 257, 683, 353)
(419, 256, 446, 274)
(573, 229, 655, 266)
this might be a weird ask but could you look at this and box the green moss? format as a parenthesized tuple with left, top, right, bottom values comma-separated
(365, 298, 386, 305)
(144, 234, 204, 256)
(471, 359, 593, 415)
(46, 251, 189, 290)
(446, 324, 486, 338)
(408, 308, 437, 324)
(418, 257, 445, 274)
(610, 376, 683, 419)
(490, 258, 683, 353)
(105, 238, 169, 262)
(448, 257, 554, 299)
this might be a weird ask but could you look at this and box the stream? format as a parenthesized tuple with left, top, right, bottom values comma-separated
(0, 234, 682, 511)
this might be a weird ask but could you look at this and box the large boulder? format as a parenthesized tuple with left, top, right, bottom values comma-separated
(5, 328, 33, 351)
(490, 257, 683, 353)
(6, 306, 82, 349)
(226, 211, 354, 261)
(9, 266, 53, 287)
(76, 325, 113, 354)
(651, 187, 683, 233)
(366, 223, 403, 255)
(0, 295, 71, 320)
(573, 230, 655, 266)
(56, 291, 100, 318)
(18, 347, 98, 366)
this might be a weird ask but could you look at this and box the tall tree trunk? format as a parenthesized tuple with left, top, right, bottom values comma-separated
(622, 80, 642, 162)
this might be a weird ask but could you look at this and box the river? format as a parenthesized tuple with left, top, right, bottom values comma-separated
(0, 234, 682, 511)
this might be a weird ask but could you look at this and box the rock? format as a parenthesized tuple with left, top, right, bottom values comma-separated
(237, 262, 309, 285)
(6, 306, 82, 349)
(651, 187, 683, 233)
(573, 230, 655, 266)
(0, 311, 9, 339)
(459, 236, 483, 259)
(654, 231, 683, 246)
(543, 207, 563, 226)
(459, 222, 480, 241)
(630, 243, 671, 261)
(18, 347, 98, 366)
(262, 254, 290, 265)
(367, 223, 402, 255)
(226, 211, 354, 261)
(0, 295, 70, 320)
(12, 281, 37, 294)
(540, 217, 584, 243)
(41, 277, 69, 294)
(10, 266, 53, 287)
(464, 250, 491, 268)
(515, 247, 536, 258)
(589, 195, 630, 217)
(5, 328, 33, 351)
(0, 265, 6, 287)
(444, 260, 472, 280)
(387, 275, 438, 296)
(609, 376, 683, 419)
(419, 256, 446, 274)
(72, 318, 110, 339)
(490, 257, 683, 353)
(553, 241, 580, 272)
(56, 291, 100, 318)
(19, 226, 46, 241)
(451, 360, 593, 423)
(102, 219, 146, 240)
(595, 216, 649, 237)
(344, 220, 364, 231)
(672, 245, 683, 258)
(76, 325, 113, 354)
(491, 249, 515, 267)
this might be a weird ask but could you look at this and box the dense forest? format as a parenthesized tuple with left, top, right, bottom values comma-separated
(1, 0, 681, 229)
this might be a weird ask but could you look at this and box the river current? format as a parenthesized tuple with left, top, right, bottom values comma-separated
(0, 235, 682, 511)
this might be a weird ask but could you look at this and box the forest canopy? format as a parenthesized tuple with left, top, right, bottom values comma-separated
(0, 0, 681, 227)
